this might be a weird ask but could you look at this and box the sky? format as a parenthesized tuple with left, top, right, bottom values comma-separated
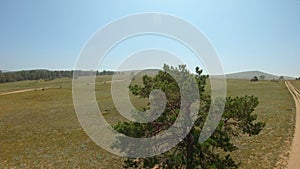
(0, 0, 299, 77)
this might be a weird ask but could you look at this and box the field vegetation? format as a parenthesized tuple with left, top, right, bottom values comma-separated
(0, 76, 296, 168)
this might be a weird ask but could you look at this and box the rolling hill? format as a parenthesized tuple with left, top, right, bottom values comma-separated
(213, 71, 295, 80)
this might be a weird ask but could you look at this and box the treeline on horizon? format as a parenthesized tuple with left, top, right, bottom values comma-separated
(0, 70, 117, 83)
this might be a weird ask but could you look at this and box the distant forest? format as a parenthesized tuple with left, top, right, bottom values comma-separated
(0, 70, 116, 83)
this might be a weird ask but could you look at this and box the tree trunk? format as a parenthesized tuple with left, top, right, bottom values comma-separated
(186, 132, 194, 169)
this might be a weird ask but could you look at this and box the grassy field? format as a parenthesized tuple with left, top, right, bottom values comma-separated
(291, 80, 300, 90)
(223, 79, 295, 169)
(0, 77, 296, 168)
(0, 76, 124, 168)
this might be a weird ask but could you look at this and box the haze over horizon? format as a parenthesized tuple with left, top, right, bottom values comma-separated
(0, 1, 299, 77)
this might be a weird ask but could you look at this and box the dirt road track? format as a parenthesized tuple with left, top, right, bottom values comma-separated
(286, 81, 300, 169)
(0, 87, 51, 96)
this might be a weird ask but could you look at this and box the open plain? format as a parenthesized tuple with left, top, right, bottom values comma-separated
(0, 77, 297, 168)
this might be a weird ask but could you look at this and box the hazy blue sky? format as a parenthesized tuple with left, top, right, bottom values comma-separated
(0, 0, 299, 76)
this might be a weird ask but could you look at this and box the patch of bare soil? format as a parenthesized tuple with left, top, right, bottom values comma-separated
(0, 87, 52, 96)
(285, 81, 300, 169)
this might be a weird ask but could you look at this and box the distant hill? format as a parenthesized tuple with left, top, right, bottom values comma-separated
(213, 71, 295, 80)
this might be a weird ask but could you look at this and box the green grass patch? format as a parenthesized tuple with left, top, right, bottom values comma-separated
(225, 80, 295, 168)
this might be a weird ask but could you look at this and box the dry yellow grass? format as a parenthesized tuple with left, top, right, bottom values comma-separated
(0, 77, 296, 168)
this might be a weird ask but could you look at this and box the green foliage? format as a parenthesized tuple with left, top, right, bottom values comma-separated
(113, 65, 265, 169)
(0, 70, 118, 83)
(251, 76, 258, 82)
(279, 76, 284, 80)
(0, 70, 74, 83)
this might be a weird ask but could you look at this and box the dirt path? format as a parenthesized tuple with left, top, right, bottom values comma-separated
(105, 79, 127, 83)
(0, 79, 126, 96)
(285, 81, 300, 169)
(0, 87, 52, 96)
